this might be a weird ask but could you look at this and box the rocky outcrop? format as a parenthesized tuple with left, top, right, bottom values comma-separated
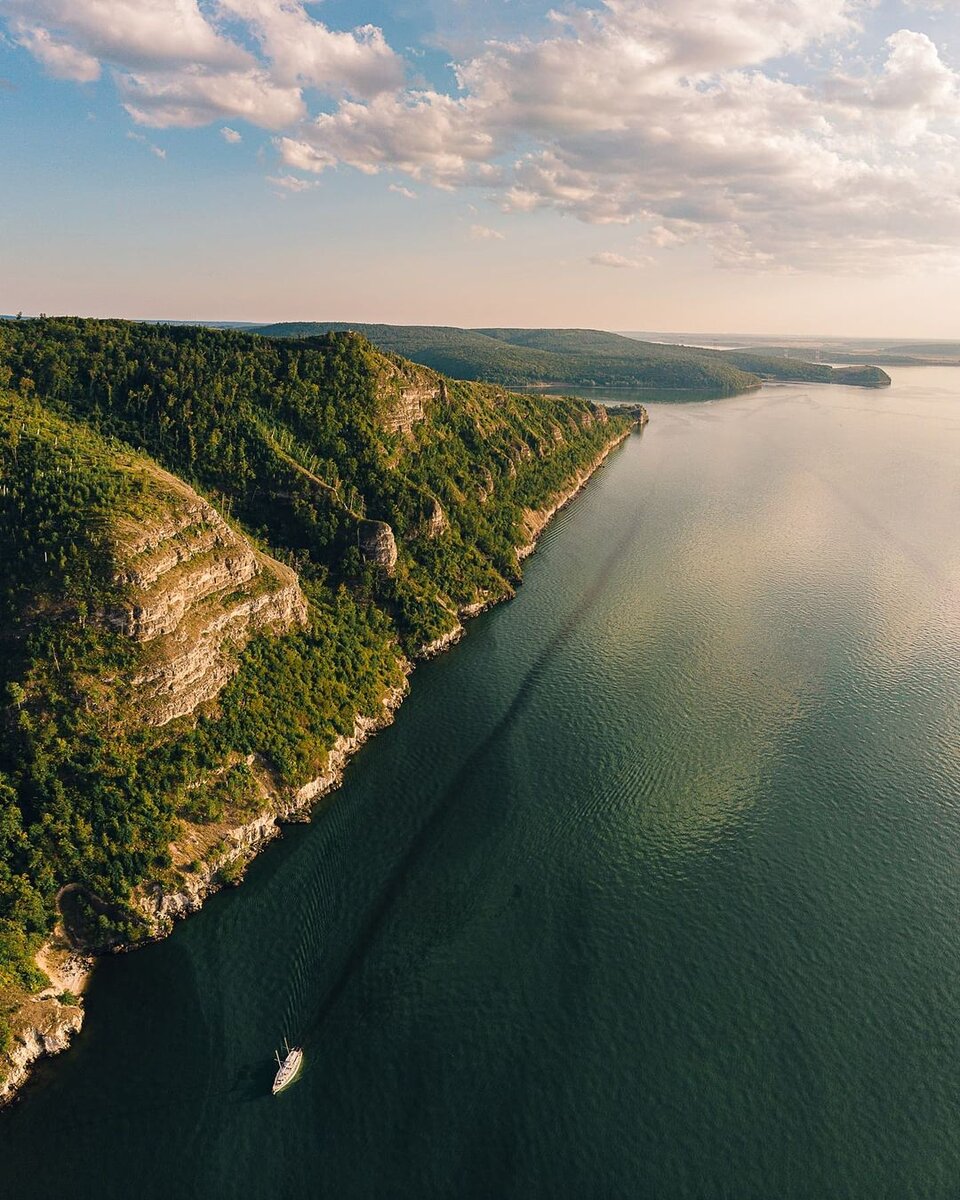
(104, 467, 308, 725)
(358, 520, 398, 572)
(1, 1000, 83, 1107)
(518, 429, 633, 561)
(135, 678, 411, 937)
(420, 497, 447, 539)
(477, 467, 495, 503)
(1, 943, 91, 1108)
(615, 404, 649, 426)
(374, 358, 445, 434)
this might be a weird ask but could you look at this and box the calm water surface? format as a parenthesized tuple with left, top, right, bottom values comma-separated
(4, 369, 960, 1198)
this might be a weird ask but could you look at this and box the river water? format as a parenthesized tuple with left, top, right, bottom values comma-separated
(4, 369, 960, 1198)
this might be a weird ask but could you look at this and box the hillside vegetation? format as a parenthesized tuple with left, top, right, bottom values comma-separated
(255, 323, 890, 390)
(0, 317, 632, 1068)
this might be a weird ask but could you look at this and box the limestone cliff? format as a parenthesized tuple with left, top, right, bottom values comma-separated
(358, 519, 399, 572)
(135, 677, 410, 938)
(373, 354, 445, 435)
(0, 944, 89, 1108)
(104, 466, 308, 725)
(518, 427, 635, 560)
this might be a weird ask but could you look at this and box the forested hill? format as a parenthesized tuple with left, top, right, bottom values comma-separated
(254, 323, 891, 390)
(0, 317, 633, 1082)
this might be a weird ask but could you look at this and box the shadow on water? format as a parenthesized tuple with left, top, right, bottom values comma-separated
(297, 435, 648, 1050)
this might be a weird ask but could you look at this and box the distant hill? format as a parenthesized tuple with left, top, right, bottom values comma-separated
(622, 331, 947, 369)
(255, 323, 890, 390)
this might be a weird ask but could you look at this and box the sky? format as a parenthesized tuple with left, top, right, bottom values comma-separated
(2, 0, 960, 336)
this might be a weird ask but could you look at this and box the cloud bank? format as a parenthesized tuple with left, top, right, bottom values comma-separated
(7, 0, 960, 269)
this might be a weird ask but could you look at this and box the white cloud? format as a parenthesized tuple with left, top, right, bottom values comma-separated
(266, 172, 317, 192)
(119, 66, 304, 129)
(278, 1, 960, 269)
(221, 125, 242, 143)
(5, 0, 401, 129)
(388, 183, 417, 199)
(125, 128, 167, 158)
(280, 92, 500, 186)
(11, 24, 100, 82)
(217, 0, 404, 97)
(590, 251, 646, 269)
(470, 224, 505, 240)
(7, 0, 960, 270)
(8, 0, 247, 72)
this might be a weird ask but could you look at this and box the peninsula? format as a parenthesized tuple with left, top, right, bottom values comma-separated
(0, 318, 639, 1103)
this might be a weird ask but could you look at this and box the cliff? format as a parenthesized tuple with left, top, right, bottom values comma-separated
(105, 464, 307, 725)
(519, 427, 634, 559)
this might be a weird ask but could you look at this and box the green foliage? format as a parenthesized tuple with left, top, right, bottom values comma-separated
(257, 322, 891, 391)
(0, 318, 632, 1013)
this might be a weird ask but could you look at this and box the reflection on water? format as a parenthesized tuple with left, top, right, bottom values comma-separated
(4, 368, 960, 1199)
(512, 383, 734, 405)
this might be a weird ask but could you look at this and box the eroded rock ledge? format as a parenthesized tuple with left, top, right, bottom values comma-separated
(105, 465, 308, 726)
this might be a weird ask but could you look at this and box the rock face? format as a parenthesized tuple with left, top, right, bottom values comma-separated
(358, 520, 398, 572)
(518, 430, 632, 560)
(104, 466, 308, 725)
(1, 997, 83, 1106)
(136, 679, 410, 937)
(374, 358, 445, 435)
(1, 942, 90, 1108)
(421, 496, 447, 539)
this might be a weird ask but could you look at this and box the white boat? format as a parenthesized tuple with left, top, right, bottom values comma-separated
(272, 1040, 303, 1095)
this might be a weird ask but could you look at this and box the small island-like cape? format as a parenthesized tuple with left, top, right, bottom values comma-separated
(0, 318, 644, 1104)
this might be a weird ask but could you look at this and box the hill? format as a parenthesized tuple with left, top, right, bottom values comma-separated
(0, 318, 635, 1098)
(254, 323, 890, 390)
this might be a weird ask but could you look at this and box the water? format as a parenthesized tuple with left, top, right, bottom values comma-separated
(4, 369, 960, 1198)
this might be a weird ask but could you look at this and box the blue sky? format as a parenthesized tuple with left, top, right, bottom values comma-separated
(2, 1, 960, 335)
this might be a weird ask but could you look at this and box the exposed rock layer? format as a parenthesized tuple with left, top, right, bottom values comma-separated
(105, 467, 308, 725)
(358, 520, 398, 572)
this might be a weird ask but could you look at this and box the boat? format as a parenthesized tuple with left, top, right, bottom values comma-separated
(272, 1040, 304, 1095)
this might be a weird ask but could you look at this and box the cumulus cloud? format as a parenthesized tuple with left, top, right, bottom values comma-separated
(120, 66, 304, 129)
(221, 125, 242, 143)
(388, 183, 417, 199)
(7, 0, 247, 72)
(5, 0, 401, 128)
(279, 92, 500, 186)
(470, 224, 505, 240)
(278, 0, 960, 269)
(7, 0, 960, 269)
(217, 0, 404, 96)
(12, 24, 101, 82)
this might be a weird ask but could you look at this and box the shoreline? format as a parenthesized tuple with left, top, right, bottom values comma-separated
(0, 421, 637, 1108)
